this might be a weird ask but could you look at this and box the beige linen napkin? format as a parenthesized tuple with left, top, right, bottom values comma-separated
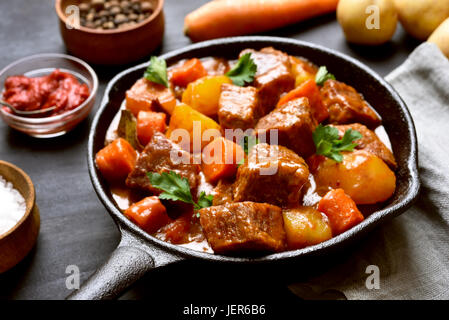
(289, 43, 449, 300)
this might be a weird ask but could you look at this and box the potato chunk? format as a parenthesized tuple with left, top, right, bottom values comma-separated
(182, 75, 232, 116)
(283, 206, 332, 250)
(166, 103, 222, 152)
(290, 56, 318, 88)
(313, 150, 396, 204)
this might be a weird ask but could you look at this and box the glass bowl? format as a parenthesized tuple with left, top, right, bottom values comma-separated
(0, 53, 98, 138)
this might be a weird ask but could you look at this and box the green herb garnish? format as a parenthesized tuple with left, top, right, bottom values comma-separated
(313, 124, 362, 162)
(144, 56, 169, 88)
(197, 191, 214, 209)
(147, 171, 213, 211)
(226, 53, 257, 86)
(315, 66, 336, 86)
(240, 135, 259, 155)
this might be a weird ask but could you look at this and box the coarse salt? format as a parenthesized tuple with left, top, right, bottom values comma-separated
(0, 175, 27, 236)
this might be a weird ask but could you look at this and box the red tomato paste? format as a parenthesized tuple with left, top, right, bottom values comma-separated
(2, 69, 90, 116)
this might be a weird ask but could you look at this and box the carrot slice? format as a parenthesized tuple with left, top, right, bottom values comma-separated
(170, 58, 208, 87)
(318, 188, 364, 235)
(124, 196, 170, 234)
(277, 79, 329, 123)
(95, 138, 137, 182)
(137, 111, 167, 146)
(202, 137, 245, 183)
(164, 213, 192, 244)
(184, 0, 339, 42)
(126, 78, 176, 116)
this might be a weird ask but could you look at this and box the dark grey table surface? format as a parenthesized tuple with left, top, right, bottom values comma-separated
(0, 0, 421, 300)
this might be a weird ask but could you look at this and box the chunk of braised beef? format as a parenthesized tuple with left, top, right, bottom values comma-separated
(240, 47, 295, 115)
(255, 97, 317, 158)
(333, 123, 397, 169)
(233, 143, 309, 207)
(126, 132, 200, 194)
(321, 80, 381, 129)
(199, 201, 286, 254)
(212, 179, 234, 206)
(201, 57, 230, 76)
(218, 84, 262, 130)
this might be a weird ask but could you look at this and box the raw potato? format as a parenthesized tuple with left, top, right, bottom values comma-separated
(428, 18, 449, 58)
(182, 75, 232, 116)
(283, 206, 332, 250)
(393, 0, 449, 40)
(337, 0, 398, 45)
(314, 150, 396, 204)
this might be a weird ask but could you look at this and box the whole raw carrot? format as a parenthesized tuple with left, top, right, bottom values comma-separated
(184, 0, 339, 42)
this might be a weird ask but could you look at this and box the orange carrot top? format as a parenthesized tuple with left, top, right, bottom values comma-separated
(184, 0, 339, 42)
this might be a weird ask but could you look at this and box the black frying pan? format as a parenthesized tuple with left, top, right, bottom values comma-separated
(68, 37, 420, 300)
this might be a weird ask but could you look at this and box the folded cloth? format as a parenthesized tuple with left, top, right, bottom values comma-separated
(289, 43, 449, 300)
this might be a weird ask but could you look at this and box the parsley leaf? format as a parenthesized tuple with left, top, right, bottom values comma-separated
(313, 124, 362, 162)
(335, 129, 363, 151)
(144, 56, 169, 88)
(148, 171, 193, 204)
(226, 53, 257, 86)
(147, 171, 213, 210)
(197, 191, 214, 209)
(315, 66, 336, 86)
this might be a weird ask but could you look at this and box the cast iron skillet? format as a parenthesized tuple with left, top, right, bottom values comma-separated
(68, 36, 420, 300)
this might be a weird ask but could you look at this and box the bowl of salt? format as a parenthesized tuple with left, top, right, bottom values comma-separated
(0, 160, 40, 273)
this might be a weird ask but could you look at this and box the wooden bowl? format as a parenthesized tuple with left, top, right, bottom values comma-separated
(55, 0, 165, 65)
(0, 161, 40, 273)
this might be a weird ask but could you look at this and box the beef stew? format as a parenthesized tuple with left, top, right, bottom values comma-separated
(95, 47, 397, 255)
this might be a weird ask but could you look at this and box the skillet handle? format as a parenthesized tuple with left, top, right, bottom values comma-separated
(66, 229, 182, 300)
